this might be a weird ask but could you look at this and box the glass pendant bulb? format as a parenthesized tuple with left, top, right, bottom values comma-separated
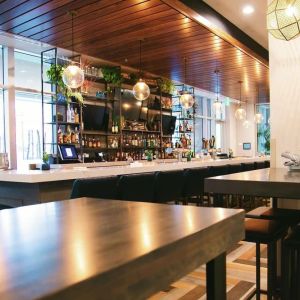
(235, 107, 247, 120)
(213, 100, 222, 114)
(133, 78, 150, 101)
(180, 91, 194, 109)
(254, 112, 264, 124)
(62, 64, 85, 89)
(243, 119, 250, 128)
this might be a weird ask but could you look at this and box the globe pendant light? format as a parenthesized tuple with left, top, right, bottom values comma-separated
(133, 40, 150, 101)
(213, 69, 222, 115)
(62, 11, 84, 89)
(267, 0, 300, 41)
(254, 87, 264, 124)
(180, 57, 194, 109)
(235, 81, 246, 120)
(242, 96, 250, 128)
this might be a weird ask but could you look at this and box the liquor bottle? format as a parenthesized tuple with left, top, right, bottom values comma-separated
(82, 135, 85, 147)
(115, 122, 119, 134)
(70, 106, 75, 123)
(74, 107, 79, 123)
(57, 126, 63, 144)
(88, 137, 93, 148)
(112, 121, 115, 134)
(97, 138, 101, 148)
(93, 137, 97, 148)
(74, 127, 79, 143)
(71, 129, 76, 144)
(179, 124, 183, 132)
(67, 104, 71, 123)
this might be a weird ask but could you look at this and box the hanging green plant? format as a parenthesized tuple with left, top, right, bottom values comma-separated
(46, 64, 84, 105)
(101, 66, 123, 86)
(156, 78, 176, 94)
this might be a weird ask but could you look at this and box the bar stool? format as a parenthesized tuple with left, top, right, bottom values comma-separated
(182, 167, 210, 206)
(255, 161, 267, 170)
(227, 163, 243, 208)
(0, 204, 11, 210)
(118, 172, 156, 202)
(70, 176, 119, 199)
(228, 163, 243, 174)
(208, 165, 230, 207)
(245, 218, 288, 300)
(282, 224, 300, 300)
(154, 170, 184, 204)
(241, 162, 255, 171)
(265, 160, 270, 168)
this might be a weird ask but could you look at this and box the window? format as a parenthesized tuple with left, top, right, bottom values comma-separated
(256, 104, 270, 154)
(207, 98, 212, 117)
(14, 51, 44, 167)
(0, 46, 5, 153)
(15, 50, 41, 91)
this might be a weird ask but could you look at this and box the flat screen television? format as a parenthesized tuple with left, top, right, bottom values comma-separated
(243, 143, 251, 150)
(83, 105, 109, 131)
(162, 115, 176, 135)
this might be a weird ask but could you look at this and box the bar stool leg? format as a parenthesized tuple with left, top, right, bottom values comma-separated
(256, 243, 261, 300)
(267, 241, 276, 300)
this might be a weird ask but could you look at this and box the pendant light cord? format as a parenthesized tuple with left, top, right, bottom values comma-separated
(72, 13, 74, 56)
(239, 81, 243, 107)
(139, 40, 142, 77)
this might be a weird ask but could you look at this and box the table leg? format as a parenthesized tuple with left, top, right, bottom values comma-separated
(206, 252, 226, 300)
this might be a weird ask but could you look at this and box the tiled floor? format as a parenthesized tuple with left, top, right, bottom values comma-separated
(149, 242, 268, 300)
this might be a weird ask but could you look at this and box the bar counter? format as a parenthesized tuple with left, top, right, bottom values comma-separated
(0, 156, 267, 207)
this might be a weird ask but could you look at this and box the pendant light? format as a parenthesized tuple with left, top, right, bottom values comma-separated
(180, 57, 194, 109)
(133, 40, 150, 101)
(267, 0, 300, 41)
(213, 69, 222, 115)
(235, 81, 246, 120)
(254, 87, 264, 124)
(242, 97, 250, 128)
(62, 11, 84, 89)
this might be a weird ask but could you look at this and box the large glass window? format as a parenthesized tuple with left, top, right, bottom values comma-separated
(0, 46, 5, 153)
(257, 103, 270, 155)
(15, 50, 41, 91)
(15, 50, 44, 167)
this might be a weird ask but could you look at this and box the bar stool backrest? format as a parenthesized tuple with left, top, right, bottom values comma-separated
(183, 167, 209, 198)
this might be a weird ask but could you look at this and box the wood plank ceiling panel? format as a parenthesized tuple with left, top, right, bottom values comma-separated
(0, 0, 269, 102)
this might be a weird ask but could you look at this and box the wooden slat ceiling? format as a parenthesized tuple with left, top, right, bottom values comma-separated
(0, 0, 269, 102)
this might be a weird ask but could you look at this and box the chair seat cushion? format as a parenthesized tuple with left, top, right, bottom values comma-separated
(245, 218, 288, 244)
(284, 224, 300, 247)
(246, 207, 300, 226)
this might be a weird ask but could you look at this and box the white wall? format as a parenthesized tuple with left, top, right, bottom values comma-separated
(226, 103, 256, 157)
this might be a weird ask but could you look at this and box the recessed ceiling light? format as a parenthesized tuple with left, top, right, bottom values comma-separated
(242, 5, 254, 15)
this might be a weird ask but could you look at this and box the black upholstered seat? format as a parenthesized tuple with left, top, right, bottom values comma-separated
(208, 164, 229, 177)
(0, 204, 11, 210)
(228, 163, 242, 174)
(154, 170, 184, 203)
(118, 172, 156, 202)
(265, 160, 270, 168)
(70, 176, 119, 199)
(241, 162, 255, 172)
(254, 161, 266, 170)
(183, 167, 210, 205)
(244, 218, 288, 299)
(282, 224, 300, 300)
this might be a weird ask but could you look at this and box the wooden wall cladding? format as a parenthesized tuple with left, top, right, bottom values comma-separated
(0, 0, 269, 102)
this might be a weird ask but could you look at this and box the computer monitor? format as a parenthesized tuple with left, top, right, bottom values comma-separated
(58, 144, 79, 161)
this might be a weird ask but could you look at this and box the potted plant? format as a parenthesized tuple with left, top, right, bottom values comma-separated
(46, 64, 84, 106)
(101, 66, 123, 100)
(41, 152, 50, 170)
(156, 78, 176, 95)
(144, 150, 153, 162)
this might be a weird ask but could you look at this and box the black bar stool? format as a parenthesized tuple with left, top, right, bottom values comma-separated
(228, 163, 243, 174)
(183, 167, 210, 206)
(241, 162, 255, 171)
(282, 224, 300, 300)
(0, 204, 11, 210)
(154, 170, 184, 204)
(208, 165, 230, 207)
(254, 161, 267, 170)
(118, 172, 156, 202)
(245, 218, 288, 300)
(265, 160, 270, 168)
(70, 176, 119, 199)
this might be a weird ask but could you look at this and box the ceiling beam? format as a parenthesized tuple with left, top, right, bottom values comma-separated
(161, 0, 269, 67)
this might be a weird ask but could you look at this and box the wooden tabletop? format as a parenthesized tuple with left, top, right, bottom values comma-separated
(205, 168, 300, 199)
(0, 198, 244, 300)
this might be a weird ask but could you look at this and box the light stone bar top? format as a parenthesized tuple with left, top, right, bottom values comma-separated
(0, 156, 268, 184)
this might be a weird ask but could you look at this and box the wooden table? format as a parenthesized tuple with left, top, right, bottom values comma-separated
(205, 168, 300, 207)
(0, 198, 244, 300)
